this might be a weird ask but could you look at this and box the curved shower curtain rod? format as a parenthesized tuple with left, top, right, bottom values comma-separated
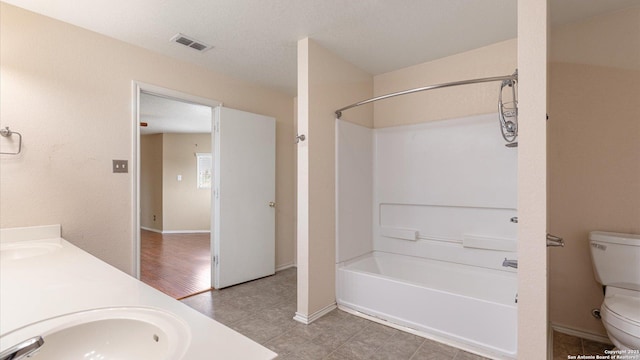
(335, 69, 518, 119)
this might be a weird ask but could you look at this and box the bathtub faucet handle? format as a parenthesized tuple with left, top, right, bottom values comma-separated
(502, 258, 518, 269)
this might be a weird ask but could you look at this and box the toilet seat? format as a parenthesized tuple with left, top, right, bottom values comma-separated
(604, 294, 640, 326)
(602, 294, 640, 347)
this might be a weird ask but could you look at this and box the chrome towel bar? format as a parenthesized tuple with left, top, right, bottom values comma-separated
(0, 127, 23, 155)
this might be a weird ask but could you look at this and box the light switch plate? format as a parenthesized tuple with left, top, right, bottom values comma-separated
(113, 160, 128, 173)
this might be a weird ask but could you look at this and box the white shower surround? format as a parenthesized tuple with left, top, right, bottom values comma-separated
(336, 114, 518, 359)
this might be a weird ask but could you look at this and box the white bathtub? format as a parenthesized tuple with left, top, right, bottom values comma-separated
(336, 251, 517, 359)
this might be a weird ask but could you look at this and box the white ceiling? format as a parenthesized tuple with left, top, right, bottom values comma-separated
(6, 0, 639, 101)
(140, 93, 211, 135)
(7, 0, 637, 96)
(6, 1, 515, 95)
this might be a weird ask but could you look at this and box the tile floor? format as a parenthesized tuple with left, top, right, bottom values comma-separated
(181, 268, 488, 359)
(181, 268, 614, 360)
(552, 331, 614, 360)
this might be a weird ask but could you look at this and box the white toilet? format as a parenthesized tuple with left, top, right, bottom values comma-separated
(590, 231, 640, 353)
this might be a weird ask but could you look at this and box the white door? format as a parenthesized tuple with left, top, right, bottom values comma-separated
(212, 106, 276, 289)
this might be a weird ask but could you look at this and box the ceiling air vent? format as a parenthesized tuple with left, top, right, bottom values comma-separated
(170, 33, 213, 52)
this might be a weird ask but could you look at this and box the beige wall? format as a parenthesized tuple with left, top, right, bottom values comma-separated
(550, 7, 640, 72)
(140, 134, 163, 230)
(296, 38, 372, 319)
(0, 3, 295, 273)
(548, 7, 640, 337)
(374, 39, 517, 127)
(140, 133, 212, 232)
(162, 133, 211, 232)
(517, 0, 549, 357)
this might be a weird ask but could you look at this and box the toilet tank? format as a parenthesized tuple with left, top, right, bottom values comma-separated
(589, 231, 640, 291)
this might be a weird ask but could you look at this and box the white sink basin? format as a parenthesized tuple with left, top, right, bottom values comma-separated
(0, 239, 62, 261)
(0, 307, 191, 360)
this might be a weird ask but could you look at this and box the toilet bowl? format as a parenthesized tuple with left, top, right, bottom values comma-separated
(600, 287, 640, 352)
(589, 231, 640, 354)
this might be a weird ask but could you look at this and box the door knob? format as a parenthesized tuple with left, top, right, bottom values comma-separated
(269, 202, 276, 208)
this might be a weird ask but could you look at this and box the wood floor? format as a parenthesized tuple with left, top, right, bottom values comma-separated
(140, 230, 212, 299)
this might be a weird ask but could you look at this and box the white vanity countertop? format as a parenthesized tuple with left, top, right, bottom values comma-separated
(0, 225, 277, 359)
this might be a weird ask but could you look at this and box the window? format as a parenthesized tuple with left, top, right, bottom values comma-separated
(196, 153, 212, 189)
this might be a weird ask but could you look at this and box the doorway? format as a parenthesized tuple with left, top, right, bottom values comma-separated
(132, 82, 221, 298)
(132, 82, 277, 296)
(140, 231, 211, 299)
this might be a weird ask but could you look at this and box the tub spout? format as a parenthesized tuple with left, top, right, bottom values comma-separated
(0, 336, 44, 360)
(502, 258, 518, 269)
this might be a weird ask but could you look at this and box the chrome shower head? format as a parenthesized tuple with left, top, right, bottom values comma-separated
(498, 74, 518, 145)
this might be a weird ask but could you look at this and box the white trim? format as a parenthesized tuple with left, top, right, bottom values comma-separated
(136, 82, 222, 108)
(275, 263, 296, 272)
(132, 81, 141, 278)
(550, 322, 613, 345)
(293, 302, 337, 325)
(140, 227, 211, 234)
(548, 321, 555, 360)
(132, 80, 221, 281)
(338, 304, 513, 360)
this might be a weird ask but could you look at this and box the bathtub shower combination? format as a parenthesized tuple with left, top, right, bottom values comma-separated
(335, 73, 519, 359)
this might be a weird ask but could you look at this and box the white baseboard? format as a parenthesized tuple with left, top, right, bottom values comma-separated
(293, 302, 337, 325)
(161, 230, 210, 234)
(548, 322, 555, 360)
(140, 227, 210, 234)
(551, 322, 612, 345)
(275, 263, 296, 272)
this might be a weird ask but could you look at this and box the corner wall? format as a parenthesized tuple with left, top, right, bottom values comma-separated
(0, 3, 295, 273)
(548, 6, 640, 337)
(297, 38, 372, 321)
(517, 0, 548, 357)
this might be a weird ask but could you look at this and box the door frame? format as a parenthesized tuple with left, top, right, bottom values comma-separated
(131, 81, 221, 280)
